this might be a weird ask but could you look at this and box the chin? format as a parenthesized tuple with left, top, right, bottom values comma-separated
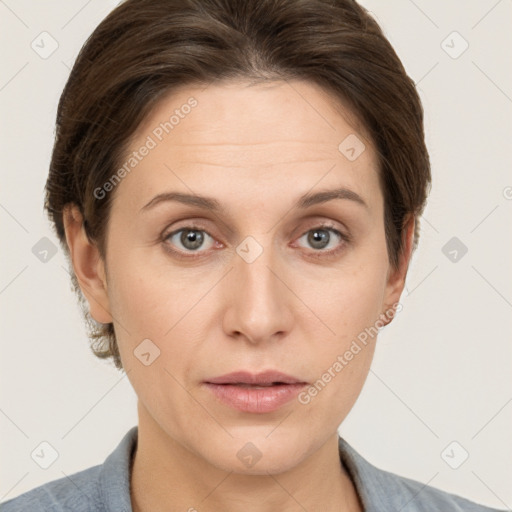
(200, 429, 312, 476)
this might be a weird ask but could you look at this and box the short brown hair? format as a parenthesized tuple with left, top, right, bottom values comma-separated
(45, 0, 431, 370)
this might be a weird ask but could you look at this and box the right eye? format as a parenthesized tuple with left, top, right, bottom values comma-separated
(163, 225, 217, 257)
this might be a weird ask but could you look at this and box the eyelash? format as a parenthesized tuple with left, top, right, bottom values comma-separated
(162, 222, 351, 260)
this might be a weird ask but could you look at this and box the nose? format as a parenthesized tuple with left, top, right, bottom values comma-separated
(222, 236, 294, 345)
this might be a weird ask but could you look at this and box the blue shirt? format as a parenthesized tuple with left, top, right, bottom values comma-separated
(1, 426, 505, 511)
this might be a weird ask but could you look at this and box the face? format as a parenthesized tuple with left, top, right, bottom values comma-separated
(68, 79, 411, 475)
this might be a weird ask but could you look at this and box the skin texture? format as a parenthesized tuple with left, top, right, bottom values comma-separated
(63, 79, 414, 512)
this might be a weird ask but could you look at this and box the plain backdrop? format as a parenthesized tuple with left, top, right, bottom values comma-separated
(1, 0, 511, 508)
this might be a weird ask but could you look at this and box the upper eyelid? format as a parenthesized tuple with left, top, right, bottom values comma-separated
(164, 223, 347, 248)
(165, 221, 344, 236)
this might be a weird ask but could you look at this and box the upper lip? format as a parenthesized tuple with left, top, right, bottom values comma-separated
(205, 370, 307, 385)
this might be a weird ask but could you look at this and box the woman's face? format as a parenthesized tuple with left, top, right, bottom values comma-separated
(83, 79, 410, 473)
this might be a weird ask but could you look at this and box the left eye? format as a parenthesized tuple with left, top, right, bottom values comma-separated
(296, 226, 346, 251)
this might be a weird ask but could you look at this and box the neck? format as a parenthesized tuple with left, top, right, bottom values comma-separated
(130, 408, 363, 512)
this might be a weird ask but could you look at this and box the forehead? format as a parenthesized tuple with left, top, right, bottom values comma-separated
(135, 79, 372, 152)
(114, 79, 381, 214)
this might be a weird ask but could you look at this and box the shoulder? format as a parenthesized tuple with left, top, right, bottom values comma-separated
(0, 465, 102, 512)
(338, 437, 506, 512)
(367, 463, 505, 512)
(1, 426, 137, 512)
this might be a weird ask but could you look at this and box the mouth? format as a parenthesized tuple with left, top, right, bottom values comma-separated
(219, 382, 288, 388)
(204, 370, 307, 386)
(203, 370, 308, 413)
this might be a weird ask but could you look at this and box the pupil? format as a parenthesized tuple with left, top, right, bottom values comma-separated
(182, 229, 203, 250)
(309, 229, 328, 249)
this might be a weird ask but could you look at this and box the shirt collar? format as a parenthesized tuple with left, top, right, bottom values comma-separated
(99, 426, 396, 511)
(99, 425, 138, 512)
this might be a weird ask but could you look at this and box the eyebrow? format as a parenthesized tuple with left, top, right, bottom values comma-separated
(140, 187, 369, 213)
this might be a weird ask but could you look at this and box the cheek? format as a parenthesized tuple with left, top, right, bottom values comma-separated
(300, 247, 389, 389)
(106, 248, 213, 367)
(106, 244, 179, 329)
(296, 276, 384, 423)
(318, 257, 389, 340)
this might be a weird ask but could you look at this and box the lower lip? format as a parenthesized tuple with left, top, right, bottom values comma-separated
(203, 383, 307, 413)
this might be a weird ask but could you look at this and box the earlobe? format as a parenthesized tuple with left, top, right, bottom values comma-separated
(381, 215, 415, 326)
(63, 204, 113, 324)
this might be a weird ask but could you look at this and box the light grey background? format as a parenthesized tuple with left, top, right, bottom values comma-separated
(1, 0, 511, 508)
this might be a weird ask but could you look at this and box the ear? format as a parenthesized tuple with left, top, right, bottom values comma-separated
(380, 214, 415, 326)
(63, 204, 113, 324)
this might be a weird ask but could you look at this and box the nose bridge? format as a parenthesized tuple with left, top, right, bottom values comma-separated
(236, 232, 281, 305)
(227, 232, 289, 340)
